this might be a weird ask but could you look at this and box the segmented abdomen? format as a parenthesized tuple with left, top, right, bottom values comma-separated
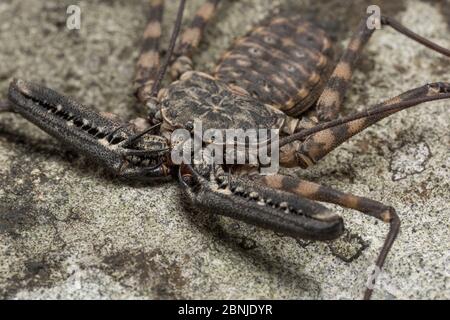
(215, 16, 334, 117)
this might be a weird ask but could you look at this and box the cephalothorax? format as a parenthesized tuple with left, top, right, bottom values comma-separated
(2, 0, 450, 299)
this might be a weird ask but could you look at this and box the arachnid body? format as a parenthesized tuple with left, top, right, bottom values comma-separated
(1, 0, 449, 299)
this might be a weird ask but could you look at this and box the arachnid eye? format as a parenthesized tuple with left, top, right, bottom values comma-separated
(185, 121, 194, 131)
(264, 36, 275, 44)
(249, 47, 262, 56)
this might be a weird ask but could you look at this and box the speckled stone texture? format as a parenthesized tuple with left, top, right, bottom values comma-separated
(0, 0, 449, 299)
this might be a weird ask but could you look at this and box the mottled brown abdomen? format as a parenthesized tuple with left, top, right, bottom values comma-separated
(215, 16, 334, 117)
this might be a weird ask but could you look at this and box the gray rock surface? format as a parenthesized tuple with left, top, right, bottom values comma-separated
(0, 0, 449, 299)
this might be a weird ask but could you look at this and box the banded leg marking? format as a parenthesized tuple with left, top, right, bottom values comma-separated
(171, 0, 221, 79)
(281, 82, 450, 168)
(260, 174, 400, 300)
(135, 0, 165, 104)
(316, 14, 450, 121)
